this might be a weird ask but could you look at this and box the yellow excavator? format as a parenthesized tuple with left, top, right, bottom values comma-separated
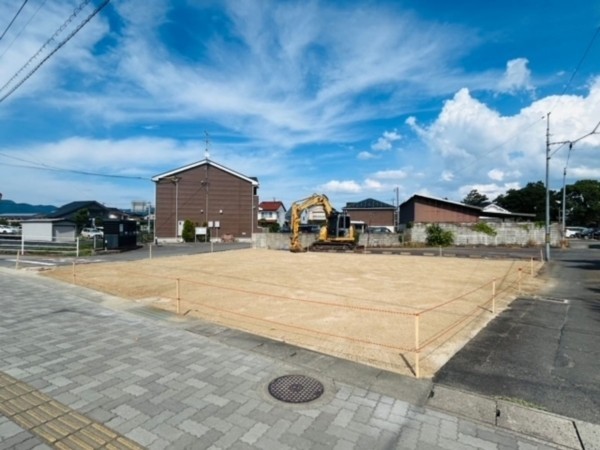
(289, 193, 358, 252)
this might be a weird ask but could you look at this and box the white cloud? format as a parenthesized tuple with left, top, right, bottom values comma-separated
(364, 179, 383, 190)
(441, 171, 454, 181)
(2, 1, 481, 150)
(497, 58, 534, 94)
(407, 77, 600, 198)
(487, 169, 504, 181)
(371, 129, 402, 151)
(373, 169, 408, 180)
(319, 180, 362, 193)
(458, 182, 521, 201)
(357, 151, 376, 160)
(569, 166, 600, 179)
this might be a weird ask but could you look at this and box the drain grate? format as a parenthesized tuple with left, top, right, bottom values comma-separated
(268, 375, 324, 403)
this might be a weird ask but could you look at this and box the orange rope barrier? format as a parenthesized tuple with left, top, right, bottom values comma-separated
(114, 268, 418, 316)
(418, 279, 493, 314)
(192, 302, 415, 353)
(69, 258, 536, 378)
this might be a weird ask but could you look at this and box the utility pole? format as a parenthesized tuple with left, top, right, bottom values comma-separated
(545, 114, 551, 261)
(394, 187, 400, 232)
(545, 115, 599, 261)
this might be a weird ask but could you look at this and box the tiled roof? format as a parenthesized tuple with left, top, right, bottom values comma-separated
(259, 201, 285, 211)
(152, 159, 259, 186)
(345, 198, 394, 209)
(46, 201, 108, 218)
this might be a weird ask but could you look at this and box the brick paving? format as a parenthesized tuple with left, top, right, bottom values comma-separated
(1, 269, 561, 449)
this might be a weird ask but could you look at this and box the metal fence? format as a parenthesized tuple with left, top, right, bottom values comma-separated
(0, 235, 104, 257)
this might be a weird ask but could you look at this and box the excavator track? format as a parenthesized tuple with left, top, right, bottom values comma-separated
(309, 242, 363, 252)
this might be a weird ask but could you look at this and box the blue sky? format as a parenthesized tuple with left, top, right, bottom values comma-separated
(1, 0, 599, 210)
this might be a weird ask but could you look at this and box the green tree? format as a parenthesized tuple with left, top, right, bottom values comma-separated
(462, 189, 490, 207)
(565, 179, 600, 226)
(425, 224, 454, 246)
(494, 181, 556, 221)
(74, 208, 90, 232)
(181, 219, 196, 242)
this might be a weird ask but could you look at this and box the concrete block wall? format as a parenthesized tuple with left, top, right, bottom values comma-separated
(406, 222, 561, 247)
(253, 222, 561, 249)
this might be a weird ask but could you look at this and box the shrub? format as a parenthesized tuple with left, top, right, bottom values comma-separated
(425, 224, 454, 247)
(473, 222, 497, 237)
(181, 219, 196, 242)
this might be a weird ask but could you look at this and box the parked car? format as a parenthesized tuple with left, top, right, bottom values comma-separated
(0, 224, 18, 234)
(565, 226, 587, 238)
(367, 226, 393, 234)
(299, 224, 322, 233)
(580, 228, 598, 239)
(81, 227, 103, 238)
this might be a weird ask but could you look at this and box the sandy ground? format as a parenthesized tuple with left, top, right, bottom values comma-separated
(42, 249, 544, 378)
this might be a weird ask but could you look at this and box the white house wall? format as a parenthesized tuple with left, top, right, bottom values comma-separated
(22, 223, 53, 242)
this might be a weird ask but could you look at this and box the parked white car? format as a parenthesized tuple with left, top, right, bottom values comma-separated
(81, 227, 103, 238)
(565, 227, 587, 238)
(0, 224, 18, 234)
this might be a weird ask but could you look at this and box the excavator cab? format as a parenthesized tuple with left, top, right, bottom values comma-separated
(326, 212, 352, 238)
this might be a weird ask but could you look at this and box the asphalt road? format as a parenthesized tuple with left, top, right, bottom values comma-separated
(0, 242, 253, 268)
(434, 240, 600, 424)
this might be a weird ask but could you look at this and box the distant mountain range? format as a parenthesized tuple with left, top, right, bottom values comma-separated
(0, 199, 57, 215)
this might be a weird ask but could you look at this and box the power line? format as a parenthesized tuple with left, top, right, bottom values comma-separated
(0, 0, 29, 42)
(558, 26, 600, 98)
(0, 160, 151, 181)
(0, 0, 110, 104)
(0, 0, 48, 60)
(548, 25, 600, 115)
(0, 148, 149, 181)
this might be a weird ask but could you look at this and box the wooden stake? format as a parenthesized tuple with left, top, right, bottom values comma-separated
(176, 278, 181, 315)
(72, 261, 76, 285)
(530, 257, 534, 276)
(492, 279, 496, 314)
(518, 268, 522, 294)
(414, 314, 420, 379)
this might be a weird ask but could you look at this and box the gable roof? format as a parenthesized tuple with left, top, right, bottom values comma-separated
(402, 194, 536, 219)
(151, 159, 259, 186)
(483, 203, 510, 213)
(401, 194, 482, 212)
(259, 201, 286, 212)
(45, 201, 109, 219)
(344, 198, 395, 209)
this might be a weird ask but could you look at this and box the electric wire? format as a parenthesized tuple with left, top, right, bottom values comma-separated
(445, 26, 600, 197)
(0, 0, 48, 60)
(0, 149, 149, 181)
(557, 26, 600, 99)
(0, 0, 110, 104)
(0, 0, 29, 42)
(0, 160, 150, 181)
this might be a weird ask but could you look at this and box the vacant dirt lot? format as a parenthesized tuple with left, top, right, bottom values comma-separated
(43, 249, 544, 378)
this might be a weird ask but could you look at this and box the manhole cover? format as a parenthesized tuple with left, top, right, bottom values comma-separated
(268, 375, 324, 403)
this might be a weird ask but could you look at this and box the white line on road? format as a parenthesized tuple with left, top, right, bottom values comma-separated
(7, 259, 56, 266)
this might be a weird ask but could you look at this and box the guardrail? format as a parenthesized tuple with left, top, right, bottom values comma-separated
(0, 235, 103, 257)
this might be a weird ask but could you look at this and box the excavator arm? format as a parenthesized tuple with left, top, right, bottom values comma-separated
(289, 194, 334, 253)
(289, 193, 357, 252)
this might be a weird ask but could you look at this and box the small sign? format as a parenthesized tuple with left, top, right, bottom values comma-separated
(195, 227, 207, 235)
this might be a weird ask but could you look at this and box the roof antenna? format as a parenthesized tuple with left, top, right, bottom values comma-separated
(204, 131, 210, 161)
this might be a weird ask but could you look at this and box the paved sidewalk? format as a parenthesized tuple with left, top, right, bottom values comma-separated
(0, 268, 586, 449)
